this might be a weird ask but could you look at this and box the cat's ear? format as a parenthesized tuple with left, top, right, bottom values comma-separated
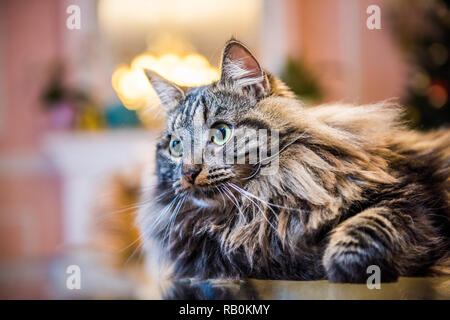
(144, 69, 185, 111)
(219, 40, 270, 100)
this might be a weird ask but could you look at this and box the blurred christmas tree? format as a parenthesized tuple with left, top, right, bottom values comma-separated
(388, 0, 449, 129)
(280, 58, 322, 104)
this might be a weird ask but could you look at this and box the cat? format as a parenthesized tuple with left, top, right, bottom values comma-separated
(137, 39, 450, 283)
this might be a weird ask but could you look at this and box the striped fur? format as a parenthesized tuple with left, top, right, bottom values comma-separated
(138, 40, 450, 283)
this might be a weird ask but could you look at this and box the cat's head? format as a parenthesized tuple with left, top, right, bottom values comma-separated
(146, 40, 294, 208)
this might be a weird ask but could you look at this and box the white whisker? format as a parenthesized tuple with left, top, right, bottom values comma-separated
(227, 182, 277, 232)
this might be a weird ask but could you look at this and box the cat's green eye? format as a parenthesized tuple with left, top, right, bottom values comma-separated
(169, 136, 183, 157)
(211, 123, 233, 145)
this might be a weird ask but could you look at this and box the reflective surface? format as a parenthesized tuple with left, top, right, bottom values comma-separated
(1, 254, 449, 299)
(163, 277, 450, 300)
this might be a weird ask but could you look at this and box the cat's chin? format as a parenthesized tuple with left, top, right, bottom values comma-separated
(190, 196, 220, 209)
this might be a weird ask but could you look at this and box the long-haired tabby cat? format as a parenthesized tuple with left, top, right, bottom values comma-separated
(136, 39, 450, 283)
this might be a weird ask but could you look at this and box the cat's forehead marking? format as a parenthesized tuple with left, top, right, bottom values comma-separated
(166, 85, 251, 134)
(183, 86, 206, 121)
(169, 107, 182, 132)
(169, 86, 208, 133)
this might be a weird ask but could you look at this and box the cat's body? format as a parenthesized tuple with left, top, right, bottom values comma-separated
(137, 40, 450, 283)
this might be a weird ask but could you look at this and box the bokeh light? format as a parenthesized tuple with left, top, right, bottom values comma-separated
(112, 53, 220, 112)
(428, 83, 448, 108)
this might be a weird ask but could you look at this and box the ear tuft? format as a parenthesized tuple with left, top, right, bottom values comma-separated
(144, 69, 185, 111)
(219, 40, 269, 100)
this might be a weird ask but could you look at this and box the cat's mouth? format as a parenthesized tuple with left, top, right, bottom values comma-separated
(172, 167, 252, 208)
(183, 179, 234, 208)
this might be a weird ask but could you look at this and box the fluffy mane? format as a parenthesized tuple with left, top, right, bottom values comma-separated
(214, 98, 405, 261)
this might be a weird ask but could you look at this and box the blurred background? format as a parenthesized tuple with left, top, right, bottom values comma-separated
(0, 0, 448, 299)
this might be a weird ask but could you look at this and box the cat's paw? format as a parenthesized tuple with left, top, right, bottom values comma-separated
(323, 245, 398, 283)
(323, 208, 403, 283)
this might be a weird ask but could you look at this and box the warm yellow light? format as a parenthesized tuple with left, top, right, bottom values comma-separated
(184, 54, 209, 69)
(112, 65, 156, 110)
(112, 52, 220, 112)
(131, 54, 158, 70)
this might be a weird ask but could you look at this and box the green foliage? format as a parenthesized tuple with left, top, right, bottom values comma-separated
(388, 0, 449, 129)
(280, 58, 322, 103)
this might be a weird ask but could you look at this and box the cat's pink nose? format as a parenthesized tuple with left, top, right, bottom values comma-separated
(182, 166, 201, 184)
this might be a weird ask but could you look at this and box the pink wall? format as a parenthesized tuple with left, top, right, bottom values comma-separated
(0, 0, 63, 259)
(285, 0, 407, 104)
(359, 0, 407, 103)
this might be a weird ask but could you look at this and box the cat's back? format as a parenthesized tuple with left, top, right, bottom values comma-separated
(391, 128, 449, 198)
(385, 128, 450, 242)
